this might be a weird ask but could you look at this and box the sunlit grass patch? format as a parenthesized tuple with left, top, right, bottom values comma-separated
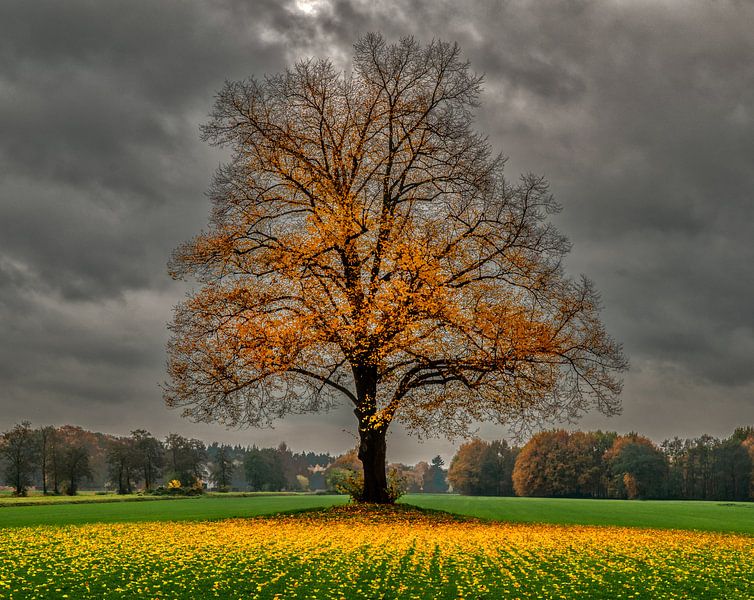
(1, 505, 752, 599)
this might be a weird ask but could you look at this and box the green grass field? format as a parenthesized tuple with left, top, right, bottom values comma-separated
(1, 502, 752, 599)
(405, 494, 754, 534)
(0, 494, 348, 527)
(2, 495, 753, 598)
(0, 489, 309, 507)
(1, 492, 752, 533)
(0, 491, 189, 506)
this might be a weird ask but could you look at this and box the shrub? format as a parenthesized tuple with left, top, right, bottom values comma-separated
(336, 468, 406, 503)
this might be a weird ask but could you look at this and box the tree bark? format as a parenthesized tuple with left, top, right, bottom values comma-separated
(41, 433, 48, 495)
(358, 425, 390, 503)
(353, 364, 391, 503)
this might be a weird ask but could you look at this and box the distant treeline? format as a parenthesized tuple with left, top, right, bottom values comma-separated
(0, 422, 447, 497)
(3, 422, 752, 501)
(449, 427, 754, 501)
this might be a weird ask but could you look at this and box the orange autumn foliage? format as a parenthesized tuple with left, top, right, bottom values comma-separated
(164, 35, 627, 501)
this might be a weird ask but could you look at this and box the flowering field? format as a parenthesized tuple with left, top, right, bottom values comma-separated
(1, 505, 752, 599)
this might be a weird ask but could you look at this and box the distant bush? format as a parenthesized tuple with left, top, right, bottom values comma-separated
(151, 478, 204, 496)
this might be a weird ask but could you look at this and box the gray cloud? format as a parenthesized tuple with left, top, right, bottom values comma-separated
(1, 0, 752, 462)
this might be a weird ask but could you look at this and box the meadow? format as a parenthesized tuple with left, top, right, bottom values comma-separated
(409, 494, 754, 535)
(1, 495, 753, 599)
(0, 493, 347, 527)
(1, 492, 752, 533)
(0, 490, 313, 508)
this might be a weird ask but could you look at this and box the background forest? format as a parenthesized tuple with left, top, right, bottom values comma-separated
(2, 422, 752, 501)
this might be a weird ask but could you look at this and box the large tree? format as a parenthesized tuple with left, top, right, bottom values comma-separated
(1, 422, 38, 496)
(209, 444, 235, 492)
(106, 437, 138, 495)
(131, 429, 164, 491)
(604, 434, 667, 499)
(165, 34, 627, 503)
(37, 425, 56, 495)
(513, 430, 583, 497)
(61, 443, 92, 496)
(423, 455, 449, 493)
(449, 439, 517, 496)
(164, 434, 206, 487)
(244, 447, 286, 492)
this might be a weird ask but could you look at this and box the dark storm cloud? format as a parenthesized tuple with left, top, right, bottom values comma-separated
(1, 0, 752, 458)
(343, 0, 754, 392)
(0, 0, 300, 299)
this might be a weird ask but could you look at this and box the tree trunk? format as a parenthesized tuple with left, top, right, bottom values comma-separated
(51, 444, 59, 495)
(358, 426, 390, 503)
(353, 364, 391, 503)
(41, 435, 48, 495)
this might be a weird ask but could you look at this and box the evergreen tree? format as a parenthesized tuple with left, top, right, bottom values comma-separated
(210, 445, 235, 492)
(423, 456, 448, 493)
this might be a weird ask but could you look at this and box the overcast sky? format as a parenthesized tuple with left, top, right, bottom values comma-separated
(1, 0, 752, 463)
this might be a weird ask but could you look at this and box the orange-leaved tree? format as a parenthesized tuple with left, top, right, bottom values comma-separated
(165, 34, 628, 503)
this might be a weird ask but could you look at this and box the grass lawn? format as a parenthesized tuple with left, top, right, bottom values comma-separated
(0, 494, 347, 528)
(0, 490, 311, 507)
(2, 504, 752, 599)
(403, 494, 754, 534)
(0, 491, 189, 507)
(1, 492, 752, 534)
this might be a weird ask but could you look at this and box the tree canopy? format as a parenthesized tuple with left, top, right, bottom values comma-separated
(605, 434, 667, 499)
(448, 439, 517, 496)
(165, 33, 627, 502)
(0, 421, 38, 496)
